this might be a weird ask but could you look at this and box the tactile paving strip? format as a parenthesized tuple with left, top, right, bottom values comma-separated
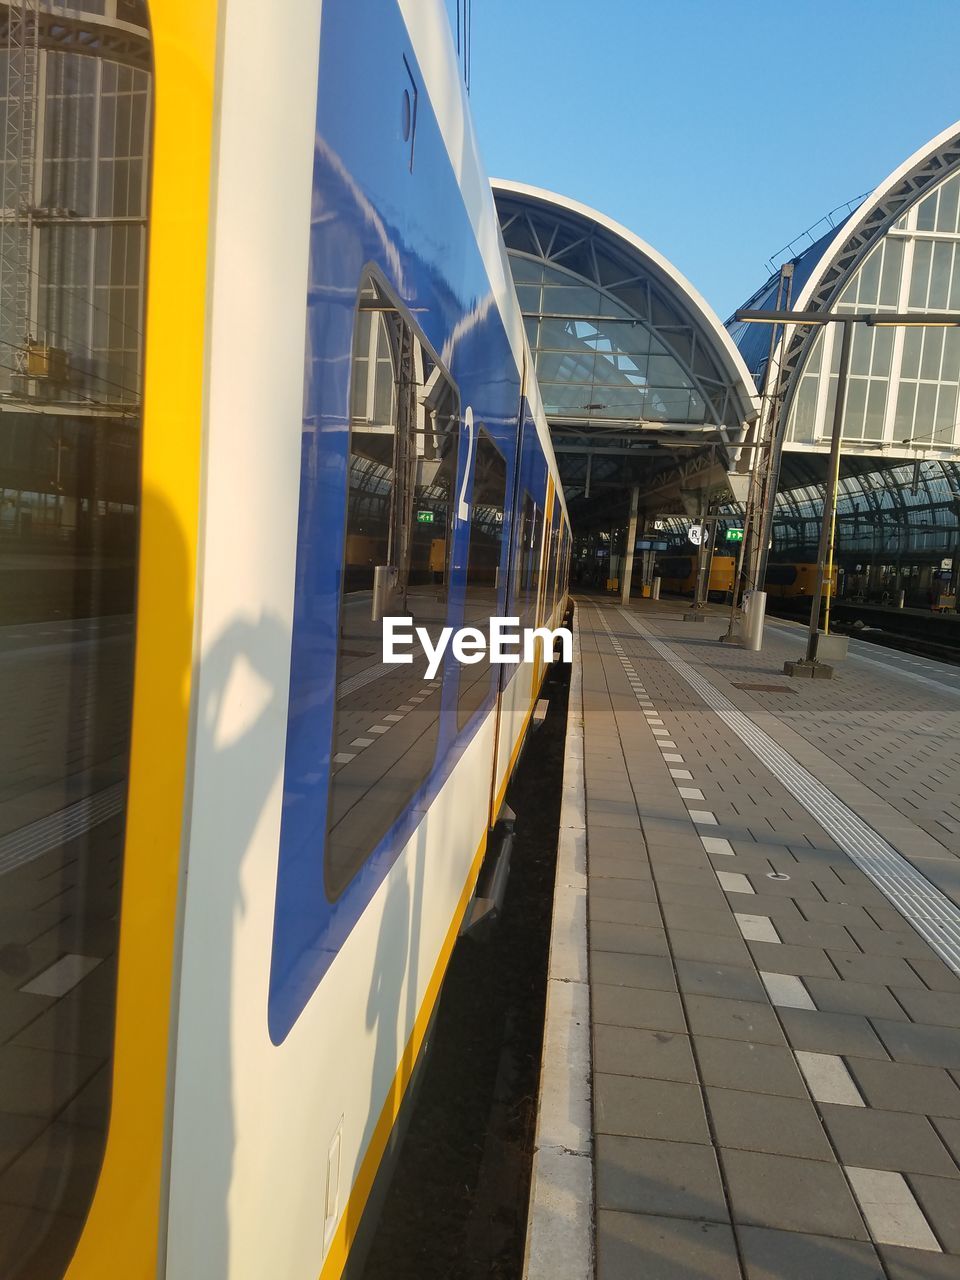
(0, 780, 125, 875)
(337, 662, 393, 700)
(612, 606, 960, 976)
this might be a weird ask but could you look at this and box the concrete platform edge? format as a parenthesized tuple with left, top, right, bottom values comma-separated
(522, 603, 594, 1280)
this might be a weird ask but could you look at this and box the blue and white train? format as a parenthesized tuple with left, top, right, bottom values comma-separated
(0, 2, 569, 1279)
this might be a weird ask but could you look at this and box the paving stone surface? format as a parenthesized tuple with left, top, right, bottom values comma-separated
(575, 600, 960, 1278)
(597, 1210, 740, 1280)
(820, 1104, 960, 1178)
(705, 1088, 834, 1161)
(738, 1226, 885, 1280)
(720, 1147, 870, 1239)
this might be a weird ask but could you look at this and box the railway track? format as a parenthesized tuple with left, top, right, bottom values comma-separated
(767, 600, 960, 668)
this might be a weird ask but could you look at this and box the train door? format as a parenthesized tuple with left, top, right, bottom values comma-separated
(487, 363, 528, 829)
(531, 479, 555, 695)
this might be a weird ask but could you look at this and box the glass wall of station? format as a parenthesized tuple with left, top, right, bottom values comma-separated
(658, 458, 960, 607)
(786, 169, 960, 451)
(0, 5, 151, 1276)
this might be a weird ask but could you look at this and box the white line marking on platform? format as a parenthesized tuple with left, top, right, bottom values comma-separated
(652, 728, 669, 737)
(333, 753, 355, 764)
(736, 913, 780, 943)
(717, 869, 753, 892)
(350, 738, 374, 748)
(661, 753, 683, 763)
(670, 769, 693, 780)
(677, 787, 704, 801)
(336, 662, 392, 700)
(368, 725, 389, 734)
(795, 1051, 864, 1106)
(21, 953, 101, 997)
(383, 714, 403, 722)
(760, 971, 816, 1009)
(701, 837, 734, 856)
(617, 607, 960, 978)
(0, 782, 125, 877)
(690, 809, 718, 826)
(845, 1166, 941, 1251)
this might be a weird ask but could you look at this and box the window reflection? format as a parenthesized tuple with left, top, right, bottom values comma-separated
(512, 491, 540, 626)
(326, 279, 460, 899)
(0, 5, 150, 1278)
(457, 431, 506, 730)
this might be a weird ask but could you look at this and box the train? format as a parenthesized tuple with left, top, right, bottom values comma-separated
(0, 4, 570, 1280)
(654, 555, 838, 601)
(655, 554, 736, 600)
(764, 562, 839, 599)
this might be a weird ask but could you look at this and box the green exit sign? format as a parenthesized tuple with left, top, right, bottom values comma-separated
(416, 510, 434, 524)
(725, 528, 744, 542)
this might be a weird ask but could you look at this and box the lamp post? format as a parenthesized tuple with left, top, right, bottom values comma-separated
(734, 308, 960, 677)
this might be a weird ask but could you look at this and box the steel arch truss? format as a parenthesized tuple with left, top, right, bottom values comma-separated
(777, 130, 960, 417)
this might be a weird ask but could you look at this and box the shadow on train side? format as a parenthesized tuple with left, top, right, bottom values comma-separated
(344, 823, 430, 1274)
(154, 475, 437, 1280)
(156, 484, 289, 1280)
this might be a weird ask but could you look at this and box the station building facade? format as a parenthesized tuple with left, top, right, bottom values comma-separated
(724, 122, 960, 602)
(0, 0, 150, 618)
(492, 180, 758, 587)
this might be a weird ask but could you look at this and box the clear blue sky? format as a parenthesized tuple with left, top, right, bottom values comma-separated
(469, 0, 960, 320)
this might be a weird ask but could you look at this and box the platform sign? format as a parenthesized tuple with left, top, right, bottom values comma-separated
(687, 524, 704, 547)
(416, 510, 434, 523)
(725, 528, 744, 542)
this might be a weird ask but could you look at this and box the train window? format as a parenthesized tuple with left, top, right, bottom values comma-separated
(525, 499, 542, 613)
(765, 564, 796, 586)
(546, 499, 560, 617)
(457, 430, 506, 729)
(512, 491, 533, 616)
(513, 491, 541, 625)
(554, 521, 566, 614)
(0, 11, 152, 1278)
(326, 277, 460, 899)
(560, 529, 570, 604)
(546, 533, 556, 616)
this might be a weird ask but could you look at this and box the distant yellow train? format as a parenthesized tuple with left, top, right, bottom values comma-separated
(655, 556, 838, 601)
(656, 555, 735, 600)
(764, 562, 839, 599)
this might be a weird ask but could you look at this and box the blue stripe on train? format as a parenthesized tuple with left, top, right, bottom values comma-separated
(267, 0, 548, 1042)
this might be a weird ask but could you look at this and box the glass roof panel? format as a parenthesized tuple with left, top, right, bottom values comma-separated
(510, 256, 544, 283)
(496, 190, 750, 433)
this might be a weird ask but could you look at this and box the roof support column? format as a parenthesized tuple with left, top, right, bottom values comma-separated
(620, 484, 639, 606)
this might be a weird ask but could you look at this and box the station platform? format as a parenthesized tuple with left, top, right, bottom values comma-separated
(525, 597, 960, 1280)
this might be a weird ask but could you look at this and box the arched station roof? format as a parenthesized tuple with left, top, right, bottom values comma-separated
(729, 122, 960, 462)
(493, 180, 758, 521)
